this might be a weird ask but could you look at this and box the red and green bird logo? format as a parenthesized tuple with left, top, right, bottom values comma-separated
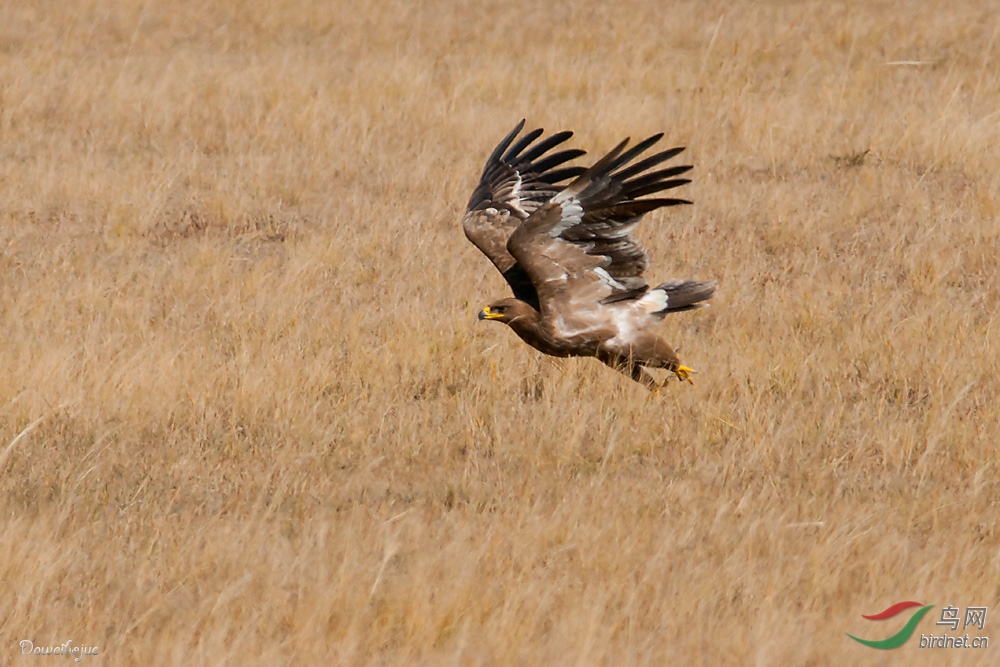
(846, 601, 934, 649)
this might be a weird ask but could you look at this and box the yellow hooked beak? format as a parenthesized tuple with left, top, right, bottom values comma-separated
(478, 306, 504, 321)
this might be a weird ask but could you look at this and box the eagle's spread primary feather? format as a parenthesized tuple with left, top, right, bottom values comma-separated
(463, 120, 715, 389)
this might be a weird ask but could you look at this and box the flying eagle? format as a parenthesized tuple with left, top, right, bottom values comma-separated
(463, 120, 715, 390)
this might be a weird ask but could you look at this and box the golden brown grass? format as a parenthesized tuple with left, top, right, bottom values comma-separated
(2, 0, 999, 664)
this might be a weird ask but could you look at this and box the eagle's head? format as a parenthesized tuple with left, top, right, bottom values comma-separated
(478, 298, 535, 325)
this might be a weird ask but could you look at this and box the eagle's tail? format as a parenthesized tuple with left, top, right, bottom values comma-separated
(640, 279, 716, 316)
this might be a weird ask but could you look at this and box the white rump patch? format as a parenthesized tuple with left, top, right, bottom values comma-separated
(637, 288, 669, 314)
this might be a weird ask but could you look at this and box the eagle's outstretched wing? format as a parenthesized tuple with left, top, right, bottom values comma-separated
(507, 134, 692, 319)
(462, 120, 587, 310)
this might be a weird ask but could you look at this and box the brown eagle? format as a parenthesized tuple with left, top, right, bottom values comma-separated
(463, 120, 715, 390)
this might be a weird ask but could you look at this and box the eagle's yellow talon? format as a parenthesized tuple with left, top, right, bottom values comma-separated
(675, 365, 695, 384)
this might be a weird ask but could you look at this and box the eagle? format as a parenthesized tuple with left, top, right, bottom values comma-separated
(463, 120, 715, 390)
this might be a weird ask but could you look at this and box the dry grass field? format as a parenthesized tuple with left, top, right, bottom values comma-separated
(2, 0, 999, 664)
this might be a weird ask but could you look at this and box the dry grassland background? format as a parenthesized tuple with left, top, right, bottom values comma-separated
(2, 0, 999, 664)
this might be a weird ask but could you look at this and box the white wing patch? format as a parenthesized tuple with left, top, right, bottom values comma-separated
(551, 310, 609, 339)
(594, 267, 626, 291)
(507, 173, 527, 216)
(605, 306, 638, 346)
(637, 288, 669, 314)
(548, 193, 584, 236)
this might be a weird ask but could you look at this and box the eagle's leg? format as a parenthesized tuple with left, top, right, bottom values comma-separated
(603, 358, 659, 390)
(596, 349, 659, 390)
(627, 363, 660, 390)
(600, 335, 696, 387)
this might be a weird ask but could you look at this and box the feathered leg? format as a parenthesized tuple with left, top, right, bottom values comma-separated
(598, 334, 695, 388)
(596, 354, 659, 390)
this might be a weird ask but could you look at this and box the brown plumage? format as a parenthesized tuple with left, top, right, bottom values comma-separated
(464, 120, 715, 390)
